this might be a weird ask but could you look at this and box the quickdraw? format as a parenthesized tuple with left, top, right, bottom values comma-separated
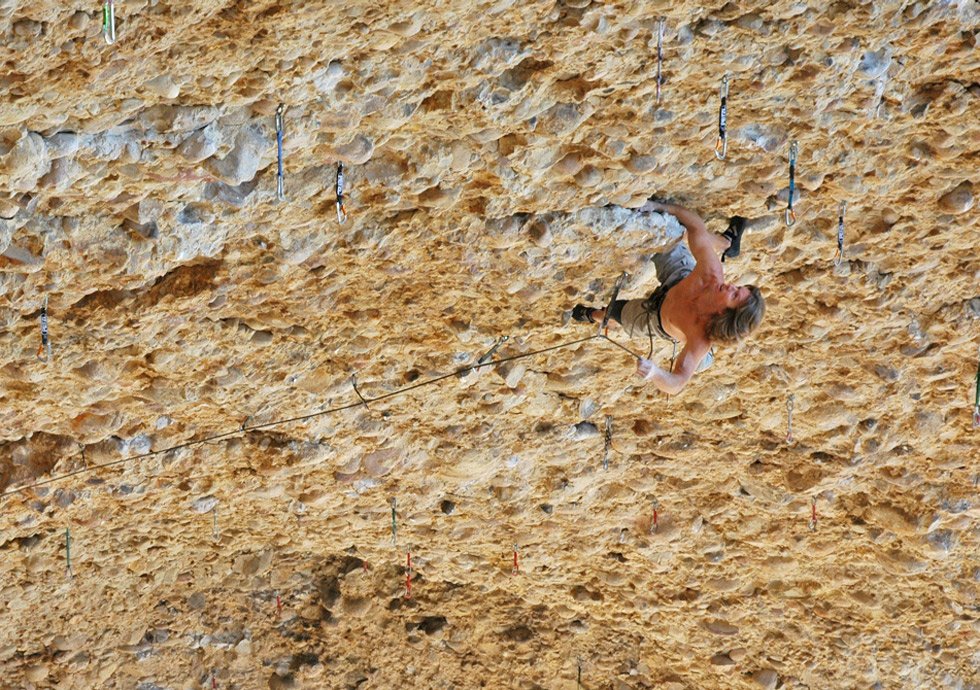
(785, 141, 798, 226)
(973, 345, 980, 429)
(65, 528, 73, 579)
(336, 163, 348, 224)
(786, 394, 795, 443)
(275, 104, 285, 201)
(834, 201, 846, 265)
(602, 415, 613, 471)
(351, 374, 370, 409)
(389, 497, 398, 546)
(714, 75, 729, 159)
(477, 335, 508, 366)
(599, 272, 627, 337)
(37, 295, 51, 362)
(655, 18, 665, 103)
(102, 0, 116, 44)
(405, 548, 413, 598)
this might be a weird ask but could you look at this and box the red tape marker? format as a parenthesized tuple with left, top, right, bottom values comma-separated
(276, 595, 282, 617)
(405, 550, 412, 599)
(512, 544, 519, 576)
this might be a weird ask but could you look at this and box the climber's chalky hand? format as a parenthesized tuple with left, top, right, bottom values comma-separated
(637, 358, 657, 380)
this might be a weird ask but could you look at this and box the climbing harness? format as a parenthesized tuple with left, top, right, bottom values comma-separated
(336, 163, 348, 224)
(598, 272, 628, 337)
(785, 394, 795, 443)
(973, 345, 980, 429)
(512, 543, 519, 576)
(649, 498, 659, 534)
(714, 75, 729, 160)
(834, 201, 846, 265)
(212, 506, 220, 541)
(37, 295, 51, 362)
(65, 528, 73, 579)
(477, 335, 508, 366)
(275, 104, 285, 201)
(808, 496, 818, 531)
(389, 497, 398, 546)
(102, 0, 116, 44)
(602, 415, 613, 470)
(785, 141, 798, 226)
(404, 547, 413, 598)
(655, 18, 665, 103)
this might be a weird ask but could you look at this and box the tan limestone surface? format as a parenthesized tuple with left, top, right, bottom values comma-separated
(2, 0, 980, 688)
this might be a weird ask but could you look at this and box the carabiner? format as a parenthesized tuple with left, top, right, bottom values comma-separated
(102, 0, 116, 45)
(714, 75, 729, 160)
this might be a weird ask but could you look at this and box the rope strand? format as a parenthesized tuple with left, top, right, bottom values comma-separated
(2, 334, 602, 498)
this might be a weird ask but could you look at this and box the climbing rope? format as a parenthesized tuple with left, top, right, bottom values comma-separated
(714, 75, 729, 160)
(2, 334, 605, 498)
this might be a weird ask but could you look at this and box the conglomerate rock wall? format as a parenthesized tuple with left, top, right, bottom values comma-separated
(1, 0, 979, 688)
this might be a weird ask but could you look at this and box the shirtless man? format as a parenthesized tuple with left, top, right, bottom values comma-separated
(572, 201, 765, 395)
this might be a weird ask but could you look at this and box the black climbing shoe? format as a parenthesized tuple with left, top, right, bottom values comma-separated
(721, 215, 746, 262)
(571, 305, 597, 323)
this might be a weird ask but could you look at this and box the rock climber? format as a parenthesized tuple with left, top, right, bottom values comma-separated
(572, 200, 765, 395)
